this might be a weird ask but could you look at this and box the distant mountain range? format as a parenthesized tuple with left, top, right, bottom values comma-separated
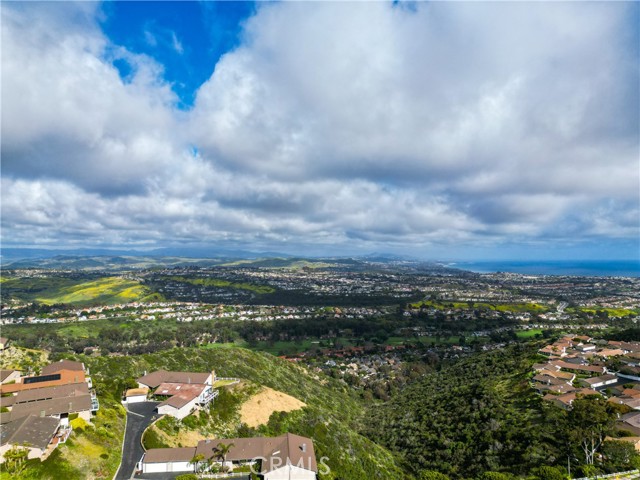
(0, 247, 459, 273)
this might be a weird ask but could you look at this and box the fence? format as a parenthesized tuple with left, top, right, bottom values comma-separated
(573, 469, 639, 480)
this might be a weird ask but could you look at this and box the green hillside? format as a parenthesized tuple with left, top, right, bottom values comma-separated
(364, 344, 556, 479)
(7, 346, 411, 479)
(1, 276, 162, 306)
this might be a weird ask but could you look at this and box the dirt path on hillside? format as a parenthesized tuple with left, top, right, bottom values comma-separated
(240, 387, 306, 427)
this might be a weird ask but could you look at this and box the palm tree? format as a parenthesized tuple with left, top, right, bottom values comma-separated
(215, 442, 235, 472)
(189, 453, 206, 473)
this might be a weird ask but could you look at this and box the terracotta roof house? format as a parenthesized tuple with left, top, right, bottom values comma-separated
(0, 368, 90, 394)
(0, 415, 60, 462)
(41, 360, 86, 376)
(0, 337, 9, 350)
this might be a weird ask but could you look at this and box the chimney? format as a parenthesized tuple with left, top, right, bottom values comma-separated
(301, 443, 306, 453)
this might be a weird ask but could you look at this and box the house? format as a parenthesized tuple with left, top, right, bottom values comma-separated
(552, 361, 606, 377)
(137, 370, 213, 389)
(41, 360, 87, 376)
(138, 447, 196, 474)
(0, 369, 90, 394)
(156, 390, 202, 420)
(595, 349, 626, 359)
(618, 412, 640, 436)
(537, 368, 576, 383)
(579, 374, 618, 389)
(576, 344, 597, 353)
(0, 337, 9, 351)
(0, 370, 21, 385)
(0, 415, 60, 463)
(138, 434, 318, 479)
(196, 433, 318, 479)
(0, 381, 96, 426)
(543, 389, 599, 410)
(138, 370, 217, 419)
(123, 388, 149, 404)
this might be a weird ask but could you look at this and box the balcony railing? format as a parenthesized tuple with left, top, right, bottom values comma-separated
(200, 390, 219, 405)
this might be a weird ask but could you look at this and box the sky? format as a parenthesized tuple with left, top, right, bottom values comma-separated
(1, 1, 639, 261)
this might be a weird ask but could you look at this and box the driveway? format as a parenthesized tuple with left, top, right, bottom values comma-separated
(114, 401, 161, 480)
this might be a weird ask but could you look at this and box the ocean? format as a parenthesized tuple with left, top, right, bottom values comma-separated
(453, 260, 640, 277)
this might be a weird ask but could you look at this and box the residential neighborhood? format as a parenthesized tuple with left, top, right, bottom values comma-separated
(533, 336, 640, 420)
(0, 359, 98, 463)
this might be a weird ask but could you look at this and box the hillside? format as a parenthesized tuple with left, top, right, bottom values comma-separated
(364, 344, 558, 479)
(1, 276, 162, 306)
(10, 346, 411, 479)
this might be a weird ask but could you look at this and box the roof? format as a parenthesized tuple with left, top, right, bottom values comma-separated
(0, 369, 86, 394)
(0, 337, 8, 345)
(157, 390, 201, 409)
(137, 370, 211, 388)
(13, 382, 89, 404)
(554, 361, 605, 374)
(0, 415, 59, 450)
(622, 412, 640, 428)
(125, 388, 149, 397)
(41, 360, 84, 376)
(582, 374, 617, 385)
(154, 383, 206, 397)
(196, 433, 317, 473)
(9, 393, 92, 421)
(0, 370, 19, 382)
(143, 447, 196, 463)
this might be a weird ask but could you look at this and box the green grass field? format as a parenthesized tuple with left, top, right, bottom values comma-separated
(410, 299, 549, 313)
(516, 329, 543, 339)
(2, 276, 161, 306)
(166, 276, 276, 294)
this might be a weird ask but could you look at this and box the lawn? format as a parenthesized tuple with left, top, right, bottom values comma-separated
(516, 329, 543, 339)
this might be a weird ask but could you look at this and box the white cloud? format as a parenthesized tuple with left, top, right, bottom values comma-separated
(1, 1, 638, 256)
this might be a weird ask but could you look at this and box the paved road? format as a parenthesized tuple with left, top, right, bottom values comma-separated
(115, 401, 160, 480)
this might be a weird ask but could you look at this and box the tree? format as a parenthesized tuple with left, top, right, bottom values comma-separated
(601, 440, 640, 472)
(215, 442, 235, 472)
(420, 471, 450, 480)
(568, 395, 616, 465)
(189, 453, 206, 473)
(531, 465, 567, 480)
(4, 443, 30, 475)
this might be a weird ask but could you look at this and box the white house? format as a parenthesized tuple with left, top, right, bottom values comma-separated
(138, 447, 196, 474)
(156, 391, 201, 420)
(123, 388, 148, 404)
(580, 374, 618, 389)
(139, 433, 318, 479)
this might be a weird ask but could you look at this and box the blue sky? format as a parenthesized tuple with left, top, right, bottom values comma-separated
(1, 1, 639, 261)
(100, 1, 255, 108)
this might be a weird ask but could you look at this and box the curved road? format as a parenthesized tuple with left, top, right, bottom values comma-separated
(115, 401, 160, 480)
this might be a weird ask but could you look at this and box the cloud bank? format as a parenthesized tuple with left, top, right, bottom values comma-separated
(2, 1, 638, 258)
